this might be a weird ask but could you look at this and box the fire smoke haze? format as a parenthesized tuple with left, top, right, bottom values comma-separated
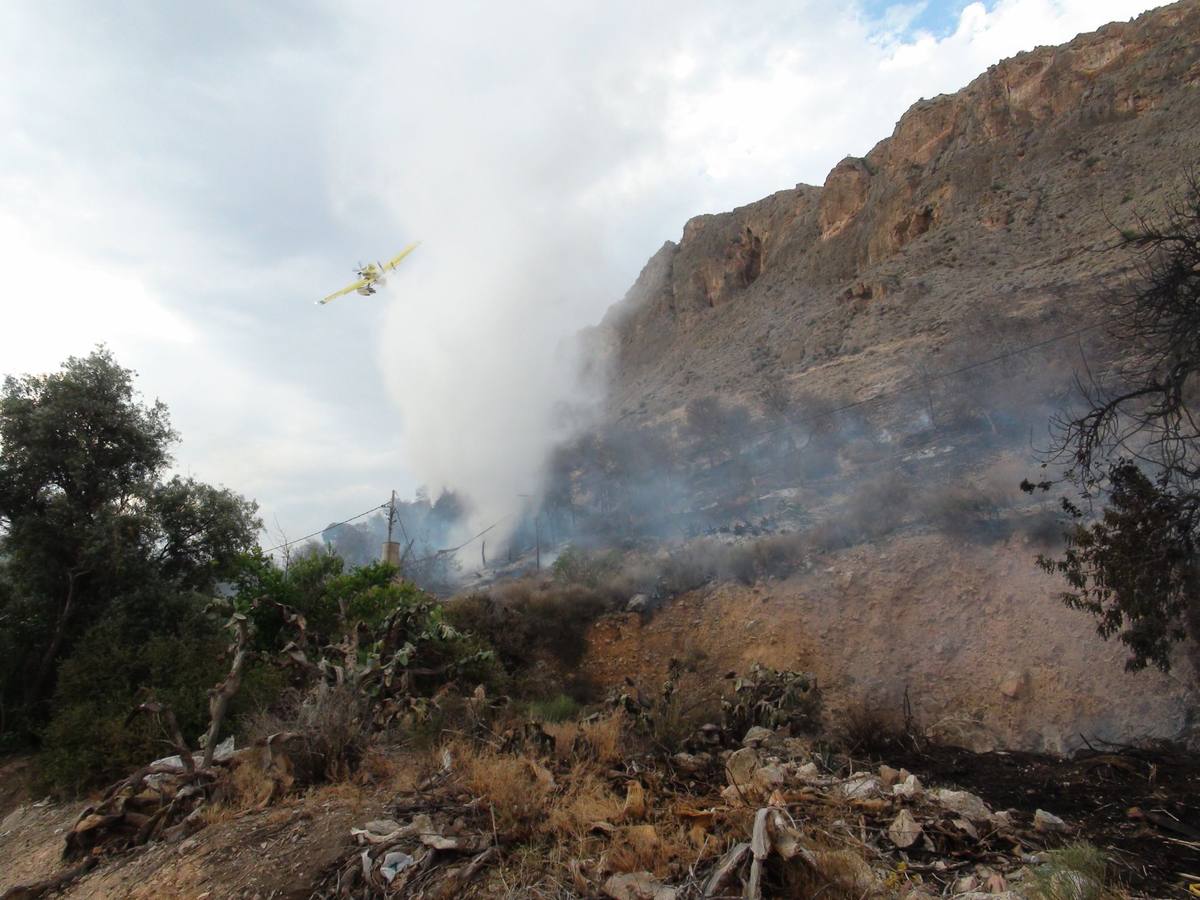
(0, 0, 1163, 537)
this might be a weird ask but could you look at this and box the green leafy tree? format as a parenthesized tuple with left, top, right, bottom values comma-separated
(0, 348, 260, 735)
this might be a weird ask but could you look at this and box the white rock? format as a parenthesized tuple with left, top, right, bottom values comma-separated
(842, 774, 880, 799)
(742, 726, 774, 747)
(604, 871, 677, 900)
(1034, 809, 1068, 833)
(753, 765, 786, 793)
(888, 809, 922, 848)
(726, 748, 760, 788)
(795, 762, 821, 780)
(935, 788, 993, 822)
(893, 774, 923, 799)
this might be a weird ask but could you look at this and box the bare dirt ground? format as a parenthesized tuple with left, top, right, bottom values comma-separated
(581, 531, 1195, 754)
(0, 760, 421, 900)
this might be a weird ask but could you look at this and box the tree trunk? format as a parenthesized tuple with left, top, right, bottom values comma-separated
(26, 571, 80, 709)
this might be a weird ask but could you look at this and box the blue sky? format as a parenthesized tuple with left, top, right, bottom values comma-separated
(862, 0, 985, 36)
(0, 0, 1165, 547)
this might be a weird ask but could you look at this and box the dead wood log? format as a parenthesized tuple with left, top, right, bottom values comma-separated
(202, 612, 251, 768)
(703, 841, 750, 897)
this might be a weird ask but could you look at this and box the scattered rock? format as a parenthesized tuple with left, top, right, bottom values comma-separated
(795, 762, 821, 781)
(878, 764, 901, 787)
(753, 765, 786, 793)
(1000, 670, 1027, 700)
(893, 774, 923, 799)
(726, 748, 760, 788)
(935, 789, 993, 822)
(603, 871, 677, 900)
(888, 809, 922, 848)
(626, 594, 649, 613)
(672, 752, 709, 773)
(1034, 809, 1068, 833)
(842, 773, 880, 799)
(742, 726, 774, 747)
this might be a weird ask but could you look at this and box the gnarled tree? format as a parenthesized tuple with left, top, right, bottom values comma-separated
(1040, 172, 1200, 673)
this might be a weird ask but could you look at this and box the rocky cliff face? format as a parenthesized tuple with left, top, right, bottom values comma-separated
(593, 0, 1200, 419)
(578, 1, 1200, 752)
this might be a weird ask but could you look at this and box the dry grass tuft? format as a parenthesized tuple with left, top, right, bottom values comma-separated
(580, 711, 625, 765)
(604, 822, 691, 878)
(544, 764, 623, 839)
(456, 743, 555, 838)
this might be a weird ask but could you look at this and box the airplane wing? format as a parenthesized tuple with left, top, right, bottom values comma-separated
(318, 276, 369, 305)
(382, 241, 420, 272)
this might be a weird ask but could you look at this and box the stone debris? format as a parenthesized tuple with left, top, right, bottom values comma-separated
(604, 871, 677, 900)
(742, 726, 774, 747)
(725, 748, 759, 789)
(935, 788, 994, 822)
(893, 773, 924, 799)
(1034, 808, 1068, 833)
(888, 808, 922, 848)
(842, 773, 881, 799)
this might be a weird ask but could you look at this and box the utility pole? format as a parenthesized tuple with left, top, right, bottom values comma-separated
(382, 490, 402, 568)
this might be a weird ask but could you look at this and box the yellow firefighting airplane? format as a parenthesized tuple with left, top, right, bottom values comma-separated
(318, 242, 419, 305)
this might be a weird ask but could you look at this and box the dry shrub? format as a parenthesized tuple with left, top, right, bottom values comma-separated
(778, 844, 879, 899)
(545, 764, 623, 838)
(830, 701, 909, 756)
(743, 532, 808, 580)
(604, 823, 690, 878)
(354, 747, 417, 792)
(803, 520, 857, 553)
(246, 683, 372, 781)
(456, 743, 554, 837)
(226, 754, 280, 808)
(579, 710, 625, 765)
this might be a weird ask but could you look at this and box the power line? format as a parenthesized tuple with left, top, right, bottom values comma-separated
(406, 516, 511, 564)
(263, 501, 390, 554)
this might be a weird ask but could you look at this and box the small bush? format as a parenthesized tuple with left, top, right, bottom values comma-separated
(445, 580, 618, 671)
